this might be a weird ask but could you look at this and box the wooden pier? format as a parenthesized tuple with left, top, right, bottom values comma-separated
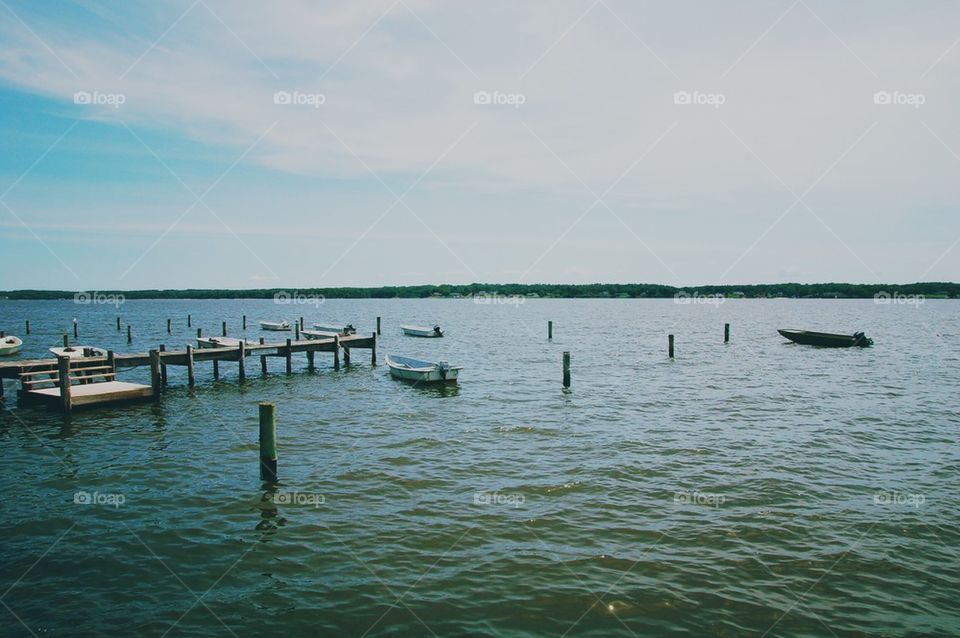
(0, 333, 376, 413)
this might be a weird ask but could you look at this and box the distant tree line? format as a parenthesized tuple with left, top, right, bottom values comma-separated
(1, 282, 958, 300)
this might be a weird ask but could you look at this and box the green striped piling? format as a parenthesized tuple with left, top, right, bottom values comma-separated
(259, 402, 278, 482)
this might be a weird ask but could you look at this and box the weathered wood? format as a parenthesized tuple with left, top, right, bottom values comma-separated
(167, 318, 171, 334)
(259, 337, 267, 375)
(243, 315, 247, 330)
(669, 334, 675, 358)
(73, 320, 79, 339)
(25, 320, 30, 335)
(107, 351, 116, 375)
(186, 345, 195, 387)
(188, 314, 192, 327)
(238, 341, 246, 381)
(548, 320, 553, 339)
(259, 402, 277, 482)
(127, 325, 132, 343)
(371, 332, 377, 365)
(334, 335, 340, 370)
(724, 323, 730, 343)
(159, 344, 168, 386)
(197, 327, 202, 338)
(222, 321, 227, 337)
(295, 323, 300, 340)
(149, 350, 161, 401)
(343, 346, 351, 366)
(376, 316, 381, 335)
(116, 316, 121, 331)
(285, 339, 292, 374)
(57, 356, 71, 415)
(306, 350, 314, 370)
(62, 334, 69, 348)
(299, 317, 304, 330)
(562, 351, 570, 387)
(213, 359, 219, 380)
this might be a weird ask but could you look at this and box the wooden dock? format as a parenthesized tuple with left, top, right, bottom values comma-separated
(0, 333, 376, 413)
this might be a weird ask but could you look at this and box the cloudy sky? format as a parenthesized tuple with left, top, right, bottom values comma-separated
(0, 0, 957, 289)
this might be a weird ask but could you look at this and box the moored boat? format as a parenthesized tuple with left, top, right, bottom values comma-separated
(49, 345, 108, 359)
(312, 323, 356, 335)
(0, 335, 23, 356)
(778, 329, 873, 348)
(301, 329, 339, 340)
(401, 324, 443, 338)
(385, 354, 461, 383)
(197, 336, 248, 348)
(259, 321, 291, 331)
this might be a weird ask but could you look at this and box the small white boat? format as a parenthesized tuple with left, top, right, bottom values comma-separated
(312, 323, 356, 335)
(197, 336, 248, 349)
(385, 354, 461, 383)
(259, 321, 291, 331)
(301, 329, 339, 340)
(401, 324, 443, 338)
(0, 336, 23, 356)
(49, 346, 107, 359)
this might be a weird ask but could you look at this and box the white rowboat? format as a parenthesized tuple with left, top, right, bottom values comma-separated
(0, 336, 22, 356)
(312, 323, 356, 335)
(259, 321, 291, 331)
(301, 329, 339, 340)
(385, 354, 461, 383)
(401, 324, 443, 338)
(197, 337, 248, 348)
(49, 346, 107, 359)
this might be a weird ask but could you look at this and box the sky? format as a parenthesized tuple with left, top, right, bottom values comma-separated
(0, 0, 958, 290)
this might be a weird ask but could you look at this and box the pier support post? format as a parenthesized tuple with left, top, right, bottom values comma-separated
(724, 323, 730, 343)
(238, 341, 246, 381)
(159, 345, 168, 386)
(188, 314, 192, 328)
(222, 321, 227, 337)
(376, 316, 381, 335)
(25, 320, 30, 335)
(299, 317, 304, 331)
(333, 335, 340, 370)
(116, 316, 121, 331)
(197, 327, 202, 339)
(669, 334, 675, 358)
(107, 350, 116, 374)
(213, 359, 219, 380)
(562, 351, 570, 387)
(306, 350, 315, 371)
(62, 334, 69, 348)
(243, 315, 247, 330)
(127, 325, 132, 343)
(371, 333, 377, 365)
(285, 339, 292, 374)
(259, 402, 278, 482)
(343, 346, 351, 366)
(57, 356, 71, 415)
(73, 320, 78, 339)
(149, 350, 161, 401)
(549, 321, 553, 340)
(186, 345, 196, 388)
(167, 318, 171, 334)
(259, 337, 267, 375)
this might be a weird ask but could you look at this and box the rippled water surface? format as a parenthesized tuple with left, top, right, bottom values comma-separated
(1, 298, 958, 637)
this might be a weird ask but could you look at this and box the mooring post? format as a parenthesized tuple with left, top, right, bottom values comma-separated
(25, 320, 30, 335)
(343, 345, 351, 366)
(243, 315, 247, 330)
(285, 339, 292, 374)
(669, 334, 675, 358)
(73, 319, 78, 339)
(213, 358, 220, 380)
(295, 323, 300, 340)
(376, 316, 381, 335)
(306, 349, 315, 371)
(187, 314, 192, 328)
(149, 350, 161, 401)
(259, 402, 278, 482)
(167, 318, 171, 334)
(238, 341, 246, 381)
(724, 323, 730, 343)
(116, 316, 121, 331)
(186, 345, 196, 387)
(107, 350, 116, 374)
(562, 351, 571, 387)
(57, 356, 72, 415)
(0, 331, 4, 338)
(334, 335, 340, 370)
(62, 333, 69, 348)
(197, 327, 202, 339)
(299, 317, 304, 331)
(371, 332, 377, 365)
(159, 344, 168, 386)
(549, 320, 553, 340)
(222, 321, 227, 337)
(259, 337, 267, 375)
(127, 325, 132, 343)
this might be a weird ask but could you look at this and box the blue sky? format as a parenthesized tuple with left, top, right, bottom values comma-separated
(0, 0, 958, 289)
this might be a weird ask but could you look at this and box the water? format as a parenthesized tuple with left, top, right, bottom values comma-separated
(1, 298, 957, 637)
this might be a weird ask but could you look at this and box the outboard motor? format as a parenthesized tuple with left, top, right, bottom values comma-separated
(433, 325, 443, 336)
(437, 361, 450, 379)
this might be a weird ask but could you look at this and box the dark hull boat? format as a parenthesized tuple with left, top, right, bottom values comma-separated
(778, 329, 873, 348)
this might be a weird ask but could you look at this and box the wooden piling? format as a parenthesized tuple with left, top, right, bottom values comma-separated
(188, 314, 192, 328)
(116, 316, 121, 331)
(724, 323, 730, 343)
(548, 320, 553, 339)
(299, 317, 304, 330)
(243, 315, 247, 330)
(213, 359, 219, 380)
(238, 341, 246, 381)
(259, 337, 267, 375)
(62, 334, 69, 348)
(334, 335, 340, 370)
(295, 323, 300, 340)
(669, 334, 675, 358)
(259, 402, 278, 482)
(197, 327, 202, 339)
(57, 356, 71, 415)
(343, 346, 351, 366)
(186, 345, 195, 387)
(222, 321, 227, 337)
(73, 320, 78, 339)
(371, 332, 377, 365)
(159, 345, 168, 386)
(562, 351, 570, 387)
(127, 325, 132, 343)
(167, 318, 171, 334)
(0, 331, 4, 338)
(306, 350, 315, 371)
(376, 316, 381, 335)
(149, 350, 161, 401)
(285, 339, 292, 374)
(107, 350, 116, 374)
(25, 320, 30, 335)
